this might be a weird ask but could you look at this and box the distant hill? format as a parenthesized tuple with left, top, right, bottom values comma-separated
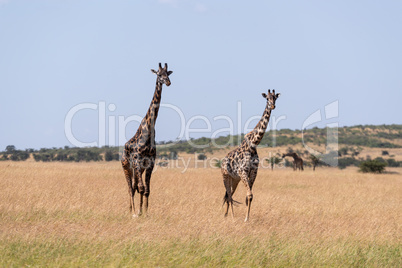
(1, 124, 401, 165)
(156, 124, 402, 155)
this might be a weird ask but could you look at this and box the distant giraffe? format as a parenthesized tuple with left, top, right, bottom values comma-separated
(121, 63, 173, 217)
(221, 89, 280, 222)
(282, 152, 304, 171)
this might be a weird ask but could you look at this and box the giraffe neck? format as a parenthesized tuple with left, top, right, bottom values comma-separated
(147, 80, 163, 125)
(245, 102, 272, 147)
(140, 80, 163, 135)
(284, 153, 298, 160)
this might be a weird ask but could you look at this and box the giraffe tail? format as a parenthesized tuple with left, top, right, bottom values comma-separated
(222, 192, 241, 207)
(233, 200, 242, 206)
(222, 192, 229, 207)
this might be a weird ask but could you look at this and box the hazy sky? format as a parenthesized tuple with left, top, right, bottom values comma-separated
(1, 0, 401, 150)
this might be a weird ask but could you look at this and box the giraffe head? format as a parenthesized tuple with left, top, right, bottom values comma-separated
(151, 63, 173, 86)
(261, 89, 280, 110)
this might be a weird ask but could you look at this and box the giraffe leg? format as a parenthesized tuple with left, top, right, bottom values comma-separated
(143, 160, 155, 215)
(241, 174, 253, 222)
(228, 178, 242, 214)
(244, 186, 253, 222)
(132, 163, 144, 217)
(245, 168, 258, 222)
(128, 157, 144, 216)
(223, 191, 230, 217)
(138, 194, 143, 216)
(136, 168, 145, 216)
(231, 179, 241, 197)
(223, 174, 234, 218)
(245, 192, 253, 222)
(122, 156, 136, 216)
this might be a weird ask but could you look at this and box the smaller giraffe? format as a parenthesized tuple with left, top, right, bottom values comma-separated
(221, 89, 280, 222)
(282, 152, 304, 171)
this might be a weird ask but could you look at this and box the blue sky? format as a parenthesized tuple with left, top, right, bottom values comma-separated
(0, 0, 401, 150)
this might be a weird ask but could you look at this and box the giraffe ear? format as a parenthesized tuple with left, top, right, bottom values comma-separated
(151, 69, 158, 74)
(167, 71, 173, 76)
(262, 93, 267, 98)
(276, 93, 281, 98)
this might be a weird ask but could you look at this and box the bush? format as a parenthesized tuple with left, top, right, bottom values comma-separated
(374, 157, 387, 163)
(18, 151, 30, 161)
(339, 147, 349, 156)
(197, 153, 207, 160)
(9, 151, 30, 161)
(359, 160, 387, 173)
(266, 156, 282, 170)
(105, 151, 119, 161)
(286, 147, 294, 154)
(214, 159, 222, 168)
(5, 145, 16, 153)
(338, 157, 360, 169)
(75, 150, 102, 162)
(55, 153, 68, 161)
(284, 159, 292, 167)
(386, 158, 401, 167)
(169, 150, 178, 160)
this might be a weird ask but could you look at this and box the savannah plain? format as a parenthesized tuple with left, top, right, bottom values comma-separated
(0, 148, 401, 267)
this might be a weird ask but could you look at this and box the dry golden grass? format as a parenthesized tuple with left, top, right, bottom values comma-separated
(0, 161, 401, 266)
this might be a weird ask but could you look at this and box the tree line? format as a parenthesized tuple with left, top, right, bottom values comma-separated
(0, 145, 120, 162)
(1, 124, 401, 163)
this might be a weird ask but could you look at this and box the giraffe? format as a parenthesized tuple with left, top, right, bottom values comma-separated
(221, 89, 280, 222)
(282, 152, 304, 171)
(121, 63, 173, 217)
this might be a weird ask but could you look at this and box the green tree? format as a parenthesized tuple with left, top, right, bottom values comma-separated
(286, 147, 294, 154)
(105, 151, 114, 161)
(33, 154, 41, 162)
(10, 154, 19, 161)
(18, 151, 30, 161)
(266, 156, 281, 170)
(339, 147, 349, 156)
(309, 155, 320, 171)
(386, 158, 401, 167)
(9, 151, 30, 161)
(197, 153, 207, 160)
(338, 157, 360, 169)
(169, 150, 178, 160)
(5, 145, 16, 153)
(359, 160, 387, 173)
(105, 151, 119, 161)
(56, 153, 68, 161)
(214, 159, 222, 168)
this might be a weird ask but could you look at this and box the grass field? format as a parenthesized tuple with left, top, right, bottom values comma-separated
(0, 161, 400, 267)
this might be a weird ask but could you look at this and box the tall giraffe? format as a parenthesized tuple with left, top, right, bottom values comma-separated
(282, 152, 304, 171)
(221, 89, 280, 222)
(121, 63, 173, 217)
